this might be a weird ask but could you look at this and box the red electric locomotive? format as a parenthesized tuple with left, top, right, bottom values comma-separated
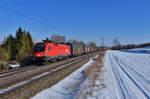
(32, 42, 71, 62)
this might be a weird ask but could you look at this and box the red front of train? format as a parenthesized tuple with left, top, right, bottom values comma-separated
(32, 42, 71, 61)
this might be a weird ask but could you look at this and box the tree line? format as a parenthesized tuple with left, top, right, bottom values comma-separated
(0, 27, 33, 69)
(111, 38, 150, 50)
(44, 34, 97, 48)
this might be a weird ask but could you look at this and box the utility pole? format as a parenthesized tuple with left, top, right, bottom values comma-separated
(97, 33, 104, 51)
(101, 37, 104, 51)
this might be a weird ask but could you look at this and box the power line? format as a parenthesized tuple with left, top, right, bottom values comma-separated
(101, 36, 104, 50)
(0, 5, 60, 32)
(0, 5, 84, 42)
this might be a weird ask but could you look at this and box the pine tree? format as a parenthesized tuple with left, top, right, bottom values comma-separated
(0, 46, 9, 61)
(8, 35, 16, 58)
(0, 27, 34, 65)
(16, 27, 24, 52)
(0, 46, 9, 70)
(27, 31, 33, 49)
(17, 30, 33, 64)
(2, 34, 17, 60)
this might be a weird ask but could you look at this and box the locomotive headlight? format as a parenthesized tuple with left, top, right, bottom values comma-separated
(44, 51, 47, 56)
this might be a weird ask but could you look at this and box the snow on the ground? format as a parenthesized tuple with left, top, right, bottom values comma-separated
(104, 49, 150, 99)
(73, 65, 108, 99)
(72, 55, 108, 99)
(32, 55, 105, 99)
(32, 48, 150, 99)
(8, 64, 21, 69)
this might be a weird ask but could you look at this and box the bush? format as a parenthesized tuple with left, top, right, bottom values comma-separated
(0, 62, 8, 70)
(0, 46, 9, 61)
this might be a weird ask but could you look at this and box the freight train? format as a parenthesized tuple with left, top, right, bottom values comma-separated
(32, 41, 96, 62)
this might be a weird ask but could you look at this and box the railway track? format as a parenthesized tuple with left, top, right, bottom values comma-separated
(0, 52, 96, 99)
(0, 66, 37, 78)
(0, 53, 91, 79)
(0, 55, 94, 89)
(0, 53, 97, 89)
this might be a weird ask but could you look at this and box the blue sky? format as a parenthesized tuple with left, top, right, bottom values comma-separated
(0, 0, 150, 46)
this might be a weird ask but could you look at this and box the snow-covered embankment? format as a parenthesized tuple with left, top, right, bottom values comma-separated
(32, 54, 106, 99)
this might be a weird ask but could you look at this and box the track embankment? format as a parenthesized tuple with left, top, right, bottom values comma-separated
(0, 52, 98, 99)
(0, 53, 92, 89)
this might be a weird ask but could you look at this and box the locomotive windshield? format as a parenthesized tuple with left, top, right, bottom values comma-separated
(34, 45, 45, 52)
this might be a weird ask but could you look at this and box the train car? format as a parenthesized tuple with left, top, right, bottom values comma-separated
(32, 40, 97, 63)
(66, 43, 84, 56)
(87, 46, 91, 53)
(84, 46, 88, 53)
(90, 47, 94, 52)
(32, 42, 71, 62)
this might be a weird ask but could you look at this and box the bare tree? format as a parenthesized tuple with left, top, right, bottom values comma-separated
(51, 34, 66, 43)
(113, 38, 120, 47)
(79, 41, 85, 46)
(88, 41, 97, 47)
(67, 39, 79, 44)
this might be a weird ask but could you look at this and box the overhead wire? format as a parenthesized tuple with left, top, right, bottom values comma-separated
(0, 4, 78, 42)
(0, 5, 63, 33)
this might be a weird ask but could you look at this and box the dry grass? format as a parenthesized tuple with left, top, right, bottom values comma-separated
(82, 52, 105, 96)
(83, 53, 105, 76)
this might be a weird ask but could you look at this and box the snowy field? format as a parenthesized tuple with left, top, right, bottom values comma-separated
(32, 48, 150, 99)
(32, 55, 107, 99)
(104, 48, 150, 99)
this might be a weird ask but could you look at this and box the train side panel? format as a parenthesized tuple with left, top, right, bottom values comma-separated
(66, 43, 84, 56)
(33, 42, 71, 61)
